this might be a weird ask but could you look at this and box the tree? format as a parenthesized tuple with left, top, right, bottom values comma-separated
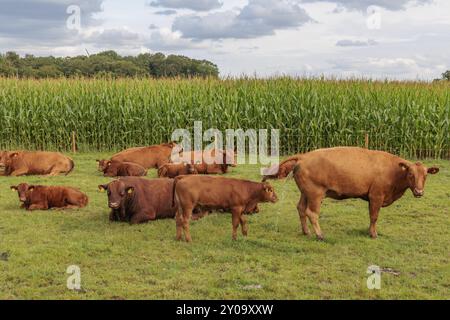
(0, 51, 220, 79)
(442, 70, 450, 81)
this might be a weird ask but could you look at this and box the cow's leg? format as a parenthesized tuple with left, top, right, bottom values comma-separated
(368, 197, 383, 239)
(27, 203, 48, 211)
(231, 206, 244, 240)
(57, 205, 81, 210)
(45, 169, 60, 177)
(176, 209, 184, 241)
(109, 210, 119, 222)
(182, 206, 193, 243)
(130, 213, 153, 225)
(297, 193, 310, 236)
(240, 214, 248, 237)
(305, 194, 324, 240)
(10, 169, 28, 176)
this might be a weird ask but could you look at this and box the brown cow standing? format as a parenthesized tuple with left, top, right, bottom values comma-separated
(173, 176, 278, 242)
(98, 177, 177, 224)
(157, 163, 197, 178)
(0, 151, 74, 176)
(101, 160, 147, 177)
(96, 142, 177, 171)
(292, 147, 440, 240)
(262, 155, 301, 181)
(11, 183, 88, 210)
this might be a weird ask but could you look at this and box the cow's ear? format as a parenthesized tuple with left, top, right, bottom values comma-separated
(107, 161, 112, 167)
(10, 152, 19, 158)
(96, 160, 100, 163)
(10, 186, 18, 191)
(427, 167, 439, 175)
(98, 184, 107, 192)
(399, 162, 410, 171)
(28, 186, 35, 192)
(126, 187, 134, 194)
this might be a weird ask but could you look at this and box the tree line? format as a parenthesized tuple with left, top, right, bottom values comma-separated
(0, 51, 219, 79)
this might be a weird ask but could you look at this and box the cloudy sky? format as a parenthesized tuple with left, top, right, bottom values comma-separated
(0, 0, 449, 79)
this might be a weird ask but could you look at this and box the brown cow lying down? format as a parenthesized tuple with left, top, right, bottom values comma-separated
(11, 183, 88, 210)
(262, 155, 301, 181)
(98, 177, 177, 224)
(96, 142, 177, 171)
(173, 176, 278, 242)
(172, 149, 237, 167)
(292, 147, 440, 240)
(193, 162, 231, 175)
(100, 160, 147, 177)
(158, 163, 197, 178)
(0, 151, 74, 176)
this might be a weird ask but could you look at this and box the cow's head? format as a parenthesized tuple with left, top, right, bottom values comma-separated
(399, 162, 439, 198)
(260, 183, 278, 203)
(223, 150, 237, 167)
(0, 151, 9, 167)
(96, 159, 111, 172)
(103, 162, 119, 177)
(11, 183, 34, 202)
(186, 163, 198, 175)
(2, 152, 20, 172)
(98, 180, 134, 211)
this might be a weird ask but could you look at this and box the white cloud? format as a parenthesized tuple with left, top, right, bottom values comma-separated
(172, 0, 312, 40)
(149, 0, 222, 11)
(336, 39, 378, 46)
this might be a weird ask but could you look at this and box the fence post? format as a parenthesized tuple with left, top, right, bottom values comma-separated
(365, 133, 369, 149)
(72, 131, 77, 153)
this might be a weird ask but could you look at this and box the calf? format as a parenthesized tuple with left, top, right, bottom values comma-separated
(173, 176, 278, 242)
(98, 177, 177, 224)
(158, 163, 197, 178)
(11, 183, 88, 210)
(0, 151, 74, 176)
(292, 147, 440, 240)
(101, 160, 147, 177)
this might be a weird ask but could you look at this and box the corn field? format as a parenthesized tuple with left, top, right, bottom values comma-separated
(0, 77, 449, 158)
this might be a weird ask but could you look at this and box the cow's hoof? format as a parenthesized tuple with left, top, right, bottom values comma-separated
(302, 230, 311, 236)
(316, 235, 325, 241)
(370, 233, 378, 239)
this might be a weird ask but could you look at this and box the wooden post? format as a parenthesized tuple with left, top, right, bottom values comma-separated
(72, 131, 77, 153)
(365, 133, 369, 149)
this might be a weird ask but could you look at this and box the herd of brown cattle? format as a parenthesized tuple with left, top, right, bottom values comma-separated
(0, 144, 440, 242)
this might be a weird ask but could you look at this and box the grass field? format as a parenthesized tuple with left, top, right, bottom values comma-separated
(0, 153, 449, 300)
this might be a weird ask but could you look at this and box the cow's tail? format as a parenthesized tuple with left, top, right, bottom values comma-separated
(283, 155, 303, 176)
(172, 176, 182, 207)
(66, 158, 75, 176)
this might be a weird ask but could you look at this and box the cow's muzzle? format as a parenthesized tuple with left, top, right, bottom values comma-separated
(413, 189, 424, 198)
(19, 197, 27, 202)
(109, 202, 120, 209)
